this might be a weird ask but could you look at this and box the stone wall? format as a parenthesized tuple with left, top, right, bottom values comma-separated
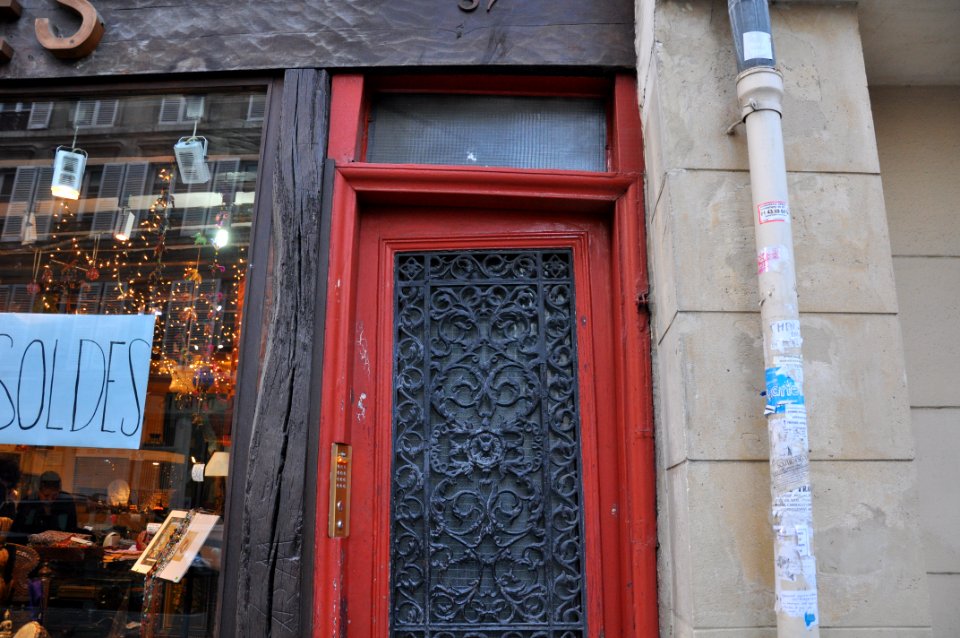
(636, 1, 932, 635)
(873, 85, 960, 638)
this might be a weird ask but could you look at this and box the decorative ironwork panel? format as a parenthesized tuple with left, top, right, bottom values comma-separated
(392, 250, 587, 638)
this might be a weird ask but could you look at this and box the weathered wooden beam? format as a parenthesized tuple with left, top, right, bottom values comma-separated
(0, 0, 22, 20)
(0, 0, 634, 79)
(0, 0, 20, 64)
(232, 69, 330, 638)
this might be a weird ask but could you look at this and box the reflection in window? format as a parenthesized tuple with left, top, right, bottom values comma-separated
(0, 90, 264, 636)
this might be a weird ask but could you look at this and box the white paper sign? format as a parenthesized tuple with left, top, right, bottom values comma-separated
(0, 313, 155, 449)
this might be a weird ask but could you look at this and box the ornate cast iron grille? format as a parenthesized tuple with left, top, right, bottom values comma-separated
(391, 249, 588, 638)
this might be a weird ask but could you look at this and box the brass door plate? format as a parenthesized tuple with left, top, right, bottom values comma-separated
(328, 442, 352, 538)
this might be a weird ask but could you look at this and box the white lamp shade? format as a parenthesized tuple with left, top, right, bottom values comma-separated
(204, 451, 230, 477)
(51, 147, 87, 200)
(114, 210, 136, 241)
(174, 136, 211, 184)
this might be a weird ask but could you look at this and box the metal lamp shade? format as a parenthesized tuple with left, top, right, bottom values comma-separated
(51, 147, 87, 200)
(174, 136, 211, 184)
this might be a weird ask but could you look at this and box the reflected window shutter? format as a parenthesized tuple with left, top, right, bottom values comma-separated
(91, 164, 125, 234)
(159, 97, 183, 124)
(74, 100, 96, 126)
(0, 286, 9, 310)
(9, 284, 35, 313)
(32, 167, 56, 239)
(2, 167, 38, 242)
(28, 102, 54, 129)
(95, 100, 119, 127)
(100, 282, 127, 315)
(76, 282, 103, 315)
(184, 96, 205, 121)
(176, 173, 209, 236)
(119, 163, 150, 228)
(163, 280, 193, 358)
(247, 95, 266, 122)
(212, 159, 240, 208)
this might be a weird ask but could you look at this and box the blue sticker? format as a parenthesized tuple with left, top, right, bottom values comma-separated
(804, 612, 816, 627)
(765, 367, 804, 414)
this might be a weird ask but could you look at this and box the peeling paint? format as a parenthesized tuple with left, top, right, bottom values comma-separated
(357, 323, 371, 376)
(356, 392, 367, 422)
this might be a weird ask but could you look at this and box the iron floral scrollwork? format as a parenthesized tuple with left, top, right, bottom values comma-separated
(391, 250, 586, 637)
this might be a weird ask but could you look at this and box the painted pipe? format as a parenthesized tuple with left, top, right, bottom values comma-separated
(728, 1, 821, 635)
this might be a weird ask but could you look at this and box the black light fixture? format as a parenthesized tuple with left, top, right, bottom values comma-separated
(727, 0, 776, 73)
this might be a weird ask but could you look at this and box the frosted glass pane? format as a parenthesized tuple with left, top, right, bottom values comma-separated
(367, 94, 607, 171)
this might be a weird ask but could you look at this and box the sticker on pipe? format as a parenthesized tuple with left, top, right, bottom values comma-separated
(758, 245, 788, 275)
(758, 200, 790, 224)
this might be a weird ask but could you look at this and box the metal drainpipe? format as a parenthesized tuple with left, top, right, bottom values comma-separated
(727, 1, 821, 635)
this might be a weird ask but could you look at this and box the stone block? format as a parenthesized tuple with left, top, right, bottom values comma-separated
(656, 312, 913, 463)
(647, 163, 679, 344)
(928, 574, 960, 638)
(683, 460, 773, 628)
(912, 408, 960, 572)
(678, 460, 930, 629)
(649, 169, 898, 320)
(894, 258, 960, 407)
(650, 1, 879, 174)
(815, 461, 931, 628)
(873, 87, 960, 257)
(665, 462, 694, 628)
(642, 61, 668, 224)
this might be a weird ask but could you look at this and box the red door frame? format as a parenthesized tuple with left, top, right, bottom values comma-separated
(314, 74, 656, 637)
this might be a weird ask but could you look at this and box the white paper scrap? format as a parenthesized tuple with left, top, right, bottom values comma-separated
(770, 319, 802, 352)
(743, 31, 774, 61)
(778, 589, 818, 623)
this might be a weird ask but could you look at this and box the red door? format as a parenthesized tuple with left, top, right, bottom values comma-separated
(342, 207, 623, 637)
(315, 74, 656, 638)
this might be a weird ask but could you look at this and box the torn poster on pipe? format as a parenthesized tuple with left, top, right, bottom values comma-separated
(0, 313, 155, 449)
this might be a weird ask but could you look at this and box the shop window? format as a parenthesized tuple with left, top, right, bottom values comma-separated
(0, 88, 265, 637)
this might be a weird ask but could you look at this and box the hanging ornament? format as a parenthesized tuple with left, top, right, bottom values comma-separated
(26, 250, 42, 295)
(86, 235, 101, 281)
(41, 265, 54, 285)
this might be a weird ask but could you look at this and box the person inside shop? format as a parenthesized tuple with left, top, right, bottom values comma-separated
(10, 471, 80, 538)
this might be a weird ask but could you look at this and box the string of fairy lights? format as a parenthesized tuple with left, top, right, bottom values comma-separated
(16, 164, 250, 406)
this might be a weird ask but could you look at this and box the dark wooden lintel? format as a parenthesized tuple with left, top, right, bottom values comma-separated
(0, 0, 634, 80)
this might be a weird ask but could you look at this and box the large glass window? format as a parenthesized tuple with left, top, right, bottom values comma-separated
(0, 89, 264, 636)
